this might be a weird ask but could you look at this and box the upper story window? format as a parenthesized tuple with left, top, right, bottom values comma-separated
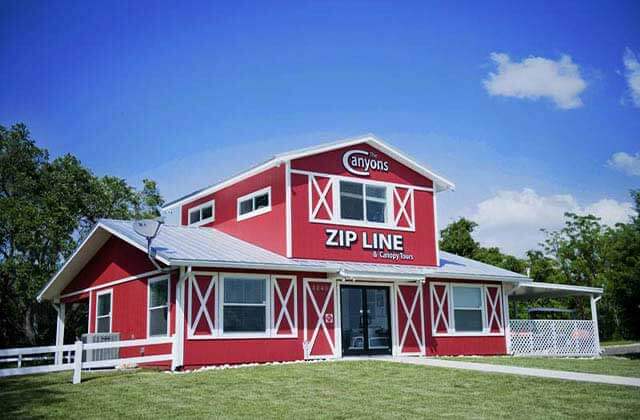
(451, 286, 484, 332)
(188, 201, 215, 226)
(237, 187, 271, 221)
(339, 181, 387, 224)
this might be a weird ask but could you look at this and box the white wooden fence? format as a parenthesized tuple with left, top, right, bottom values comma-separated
(0, 336, 174, 384)
(509, 320, 600, 356)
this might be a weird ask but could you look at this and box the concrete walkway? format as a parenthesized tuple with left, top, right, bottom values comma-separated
(378, 356, 640, 388)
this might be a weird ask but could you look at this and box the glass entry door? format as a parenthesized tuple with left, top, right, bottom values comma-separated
(340, 286, 391, 355)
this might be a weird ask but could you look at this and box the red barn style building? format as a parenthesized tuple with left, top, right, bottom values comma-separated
(37, 136, 603, 368)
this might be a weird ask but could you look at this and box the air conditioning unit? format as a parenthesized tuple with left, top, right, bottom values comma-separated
(82, 333, 120, 363)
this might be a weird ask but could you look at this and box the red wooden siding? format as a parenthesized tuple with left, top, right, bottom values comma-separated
(62, 236, 156, 295)
(291, 142, 433, 188)
(396, 284, 425, 354)
(302, 279, 337, 358)
(180, 165, 287, 255)
(424, 280, 507, 356)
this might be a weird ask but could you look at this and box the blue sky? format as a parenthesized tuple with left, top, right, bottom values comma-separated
(2, 1, 639, 255)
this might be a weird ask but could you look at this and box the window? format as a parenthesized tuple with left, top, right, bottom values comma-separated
(339, 181, 387, 223)
(222, 276, 268, 334)
(237, 187, 271, 221)
(188, 201, 215, 226)
(96, 290, 112, 333)
(452, 286, 484, 332)
(148, 276, 170, 337)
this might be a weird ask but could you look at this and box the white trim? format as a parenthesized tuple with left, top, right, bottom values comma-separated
(173, 267, 187, 369)
(510, 282, 603, 296)
(162, 159, 282, 211)
(485, 284, 504, 333)
(219, 272, 271, 338)
(147, 274, 171, 338)
(271, 275, 298, 338)
(95, 289, 113, 333)
(303, 278, 338, 359)
(433, 192, 440, 267)
(88, 290, 93, 333)
(60, 269, 164, 299)
(187, 271, 218, 339)
(395, 282, 425, 355)
(161, 135, 454, 212)
(430, 281, 450, 335)
(187, 200, 215, 227)
(237, 186, 272, 221)
(285, 161, 293, 258)
(292, 168, 433, 192)
(303, 172, 418, 232)
(430, 282, 505, 337)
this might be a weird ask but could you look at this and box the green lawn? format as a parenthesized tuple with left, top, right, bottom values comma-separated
(1, 361, 639, 419)
(441, 356, 640, 378)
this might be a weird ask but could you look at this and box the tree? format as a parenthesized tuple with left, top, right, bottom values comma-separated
(439, 218, 479, 258)
(439, 217, 526, 274)
(0, 123, 164, 346)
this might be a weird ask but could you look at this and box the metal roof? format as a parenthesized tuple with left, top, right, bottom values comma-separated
(38, 219, 529, 301)
(509, 282, 603, 300)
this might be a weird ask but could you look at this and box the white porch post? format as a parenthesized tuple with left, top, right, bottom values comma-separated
(54, 302, 65, 365)
(172, 266, 188, 370)
(502, 285, 512, 355)
(590, 295, 602, 355)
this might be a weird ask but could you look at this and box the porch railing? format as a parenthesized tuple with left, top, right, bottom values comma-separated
(508, 320, 600, 357)
(0, 335, 174, 384)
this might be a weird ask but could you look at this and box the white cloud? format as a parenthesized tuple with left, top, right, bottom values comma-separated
(607, 151, 640, 176)
(483, 52, 587, 109)
(469, 189, 634, 256)
(623, 48, 640, 108)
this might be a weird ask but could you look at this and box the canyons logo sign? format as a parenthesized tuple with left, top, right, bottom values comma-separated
(342, 150, 390, 176)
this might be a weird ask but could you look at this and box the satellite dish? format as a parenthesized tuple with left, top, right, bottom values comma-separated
(132, 218, 164, 271)
(133, 219, 162, 240)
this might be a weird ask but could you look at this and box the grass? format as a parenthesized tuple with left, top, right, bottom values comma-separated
(441, 355, 640, 378)
(1, 361, 639, 419)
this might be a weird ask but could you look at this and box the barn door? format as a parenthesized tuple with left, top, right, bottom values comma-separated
(187, 272, 217, 338)
(395, 283, 425, 355)
(303, 279, 337, 359)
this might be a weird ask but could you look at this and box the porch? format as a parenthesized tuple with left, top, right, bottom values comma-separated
(506, 282, 603, 357)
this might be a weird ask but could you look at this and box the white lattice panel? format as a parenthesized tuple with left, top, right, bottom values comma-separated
(509, 320, 600, 357)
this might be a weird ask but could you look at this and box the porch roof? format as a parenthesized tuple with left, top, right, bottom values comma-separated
(38, 219, 530, 301)
(509, 282, 603, 301)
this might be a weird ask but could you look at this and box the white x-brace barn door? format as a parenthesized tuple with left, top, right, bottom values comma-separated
(308, 175, 334, 222)
(187, 272, 218, 339)
(303, 279, 338, 359)
(271, 275, 297, 337)
(395, 282, 425, 355)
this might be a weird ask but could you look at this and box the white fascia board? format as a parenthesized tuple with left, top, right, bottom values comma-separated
(37, 223, 103, 302)
(168, 259, 338, 273)
(277, 135, 455, 192)
(425, 272, 529, 283)
(163, 134, 455, 211)
(37, 222, 170, 302)
(162, 159, 284, 211)
(513, 282, 603, 295)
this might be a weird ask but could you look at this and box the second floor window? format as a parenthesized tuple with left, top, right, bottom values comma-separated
(188, 201, 215, 226)
(237, 187, 271, 221)
(339, 181, 387, 223)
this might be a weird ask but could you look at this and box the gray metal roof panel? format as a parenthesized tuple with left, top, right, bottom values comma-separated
(101, 219, 528, 281)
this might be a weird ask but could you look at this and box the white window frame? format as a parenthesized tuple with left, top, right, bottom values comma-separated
(147, 275, 171, 338)
(302, 171, 420, 232)
(337, 180, 391, 227)
(236, 187, 272, 221)
(430, 282, 503, 337)
(218, 273, 271, 338)
(95, 289, 113, 333)
(187, 200, 215, 226)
